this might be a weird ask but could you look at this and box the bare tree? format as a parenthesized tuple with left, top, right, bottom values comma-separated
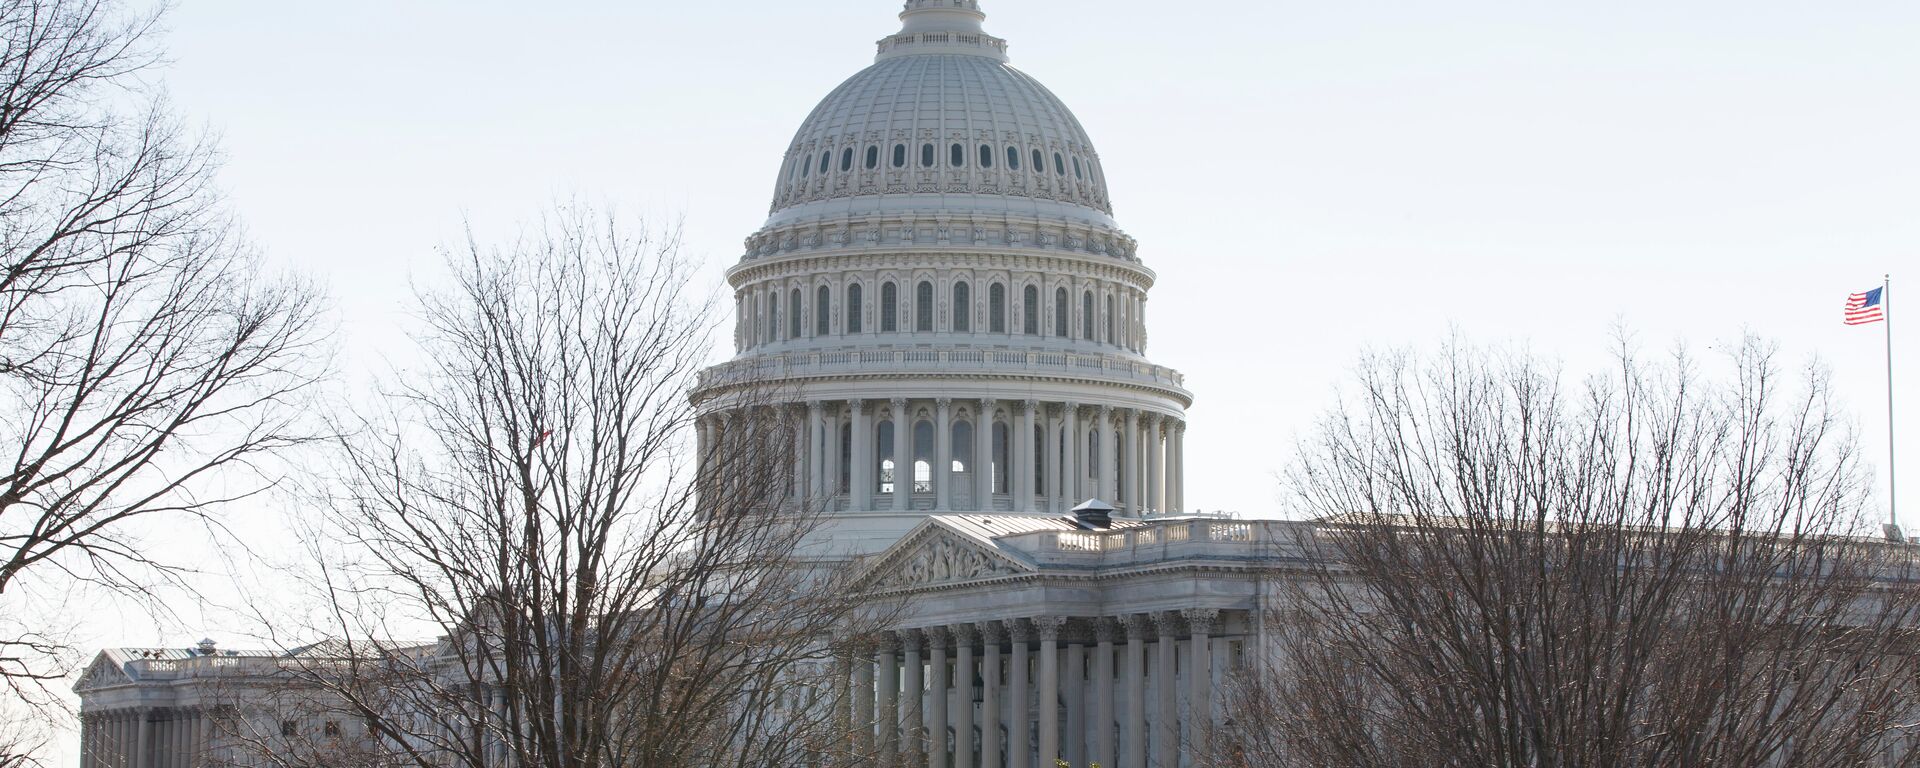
(1220, 338, 1920, 768)
(246, 206, 861, 768)
(0, 0, 328, 701)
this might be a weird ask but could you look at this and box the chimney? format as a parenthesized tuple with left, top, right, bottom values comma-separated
(1071, 498, 1116, 530)
(196, 638, 217, 656)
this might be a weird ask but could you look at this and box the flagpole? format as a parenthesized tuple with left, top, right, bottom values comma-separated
(1889, 273, 1899, 531)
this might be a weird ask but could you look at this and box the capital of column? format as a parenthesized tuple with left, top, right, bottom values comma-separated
(1150, 610, 1183, 639)
(1033, 615, 1069, 642)
(976, 620, 1006, 645)
(924, 626, 949, 650)
(872, 631, 899, 653)
(949, 623, 977, 646)
(978, 397, 997, 415)
(1181, 608, 1219, 636)
(1094, 616, 1120, 644)
(1123, 614, 1150, 641)
(889, 396, 908, 411)
(849, 398, 866, 412)
(895, 627, 923, 651)
(1099, 405, 1114, 422)
(936, 397, 952, 410)
(1008, 618, 1035, 644)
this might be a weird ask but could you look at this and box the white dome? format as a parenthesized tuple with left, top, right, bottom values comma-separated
(764, 4, 1115, 230)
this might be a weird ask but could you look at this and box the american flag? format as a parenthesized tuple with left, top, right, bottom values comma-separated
(1845, 287, 1885, 326)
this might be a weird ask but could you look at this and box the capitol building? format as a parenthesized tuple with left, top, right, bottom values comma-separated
(73, 3, 1306, 767)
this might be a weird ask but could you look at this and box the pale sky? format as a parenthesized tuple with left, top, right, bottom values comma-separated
(38, 0, 1920, 760)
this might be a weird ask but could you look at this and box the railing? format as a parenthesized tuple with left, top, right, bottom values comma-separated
(696, 347, 1187, 392)
(1001, 520, 1316, 570)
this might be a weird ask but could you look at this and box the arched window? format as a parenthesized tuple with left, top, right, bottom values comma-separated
(1082, 291, 1095, 340)
(893, 144, 907, 168)
(768, 293, 780, 341)
(1105, 295, 1115, 343)
(913, 419, 934, 493)
(865, 145, 879, 169)
(979, 144, 994, 168)
(1008, 146, 1021, 170)
(989, 283, 1007, 333)
(1032, 424, 1046, 497)
(951, 143, 965, 167)
(1054, 153, 1066, 175)
(952, 282, 971, 332)
(1023, 285, 1039, 335)
(992, 422, 1010, 494)
(1032, 149, 1044, 172)
(921, 143, 936, 168)
(816, 285, 831, 336)
(916, 281, 934, 332)
(881, 282, 898, 332)
(838, 423, 852, 493)
(819, 151, 831, 174)
(788, 288, 801, 339)
(1073, 156, 1083, 179)
(840, 147, 853, 172)
(846, 283, 864, 334)
(1054, 287, 1069, 337)
(877, 419, 896, 494)
(800, 156, 810, 178)
(952, 419, 974, 474)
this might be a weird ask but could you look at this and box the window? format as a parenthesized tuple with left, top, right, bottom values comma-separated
(916, 281, 934, 332)
(819, 151, 831, 174)
(992, 422, 1010, 494)
(1032, 149, 1044, 171)
(1073, 156, 1083, 179)
(865, 145, 879, 169)
(951, 143, 965, 167)
(1023, 286, 1040, 335)
(1105, 295, 1115, 343)
(878, 420, 896, 494)
(989, 283, 1007, 333)
(800, 156, 810, 178)
(816, 286, 831, 336)
(881, 282, 898, 332)
(789, 288, 801, 339)
(1083, 291, 1096, 340)
(980, 144, 994, 168)
(768, 293, 780, 341)
(1054, 287, 1069, 337)
(921, 143, 936, 168)
(952, 420, 974, 474)
(952, 282, 971, 332)
(1033, 425, 1046, 495)
(840, 147, 853, 172)
(913, 419, 934, 493)
(1055, 153, 1066, 175)
(846, 283, 863, 334)
(1008, 146, 1021, 170)
(893, 144, 907, 168)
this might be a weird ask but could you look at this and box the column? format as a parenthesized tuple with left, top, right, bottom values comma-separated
(1095, 619, 1118, 768)
(855, 637, 877, 759)
(1098, 406, 1117, 503)
(826, 407, 843, 503)
(851, 400, 872, 510)
(195, 711, 211, 768)
(809, 401, 827, 499)
(904, 630, 927, 765)
(935, 399, 954, 511)
(893, 399, 913, 511)
(134, 710, 149, 768)
(1061, 404, 1080, 505)
(1146, 416, 1164, 515)
(835, 643, 855, 763)
(79, 715, 94, 768)
(953, 626, 976, 768)
(929, 629, 950, 768)
(975, 399, 996, 509)
(1184, 609, 1217, 756)
(791, 405, 808, 503)
(1124, 616, 1148, 768)
(878, 634, 900, 761)
(1020, 401, 1039, 513)
(1042, 406, 1061, 513)
(1172, 422, 1186, 514)
(1066, 629, 1087, 768)
(1035, 618, 1065, 768)
(1009, 620, 1032, 768)
(978, 622, 1003, 768)
(1123, 410, 1141, 515)
(1152, 612, 1180, 768)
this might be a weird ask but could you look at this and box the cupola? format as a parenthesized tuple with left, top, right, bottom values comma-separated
(877, 0, 1008, 62)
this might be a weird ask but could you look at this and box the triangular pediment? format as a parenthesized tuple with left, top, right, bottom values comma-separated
(857, 519, 1035, 592)
(72, 653, 132, 693)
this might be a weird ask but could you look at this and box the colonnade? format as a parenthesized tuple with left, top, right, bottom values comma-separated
(699, 399, 1186, 516)
(81, 708, 214, 768)
(833, 610, 1222, 768)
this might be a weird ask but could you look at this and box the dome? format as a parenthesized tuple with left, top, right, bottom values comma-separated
(764, 2, 1115, 231)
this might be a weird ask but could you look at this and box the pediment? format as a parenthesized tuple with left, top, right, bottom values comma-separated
(72, 653, 132, 693)
(858, 520, 1033, 592)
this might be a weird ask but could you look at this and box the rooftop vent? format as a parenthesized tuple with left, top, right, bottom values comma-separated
(1071, 498, 1116, 530)
(196, 638, 217, 655)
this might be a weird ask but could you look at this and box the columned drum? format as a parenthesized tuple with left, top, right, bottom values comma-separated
(690, 0, 1193, 559)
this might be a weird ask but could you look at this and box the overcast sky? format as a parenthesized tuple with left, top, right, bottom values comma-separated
(42, 0, 1920, 759)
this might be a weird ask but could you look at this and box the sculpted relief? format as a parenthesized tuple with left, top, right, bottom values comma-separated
(873, 530, 1022, 590)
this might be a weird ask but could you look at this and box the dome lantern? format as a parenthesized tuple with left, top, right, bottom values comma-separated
(877, 0, 1007, 62)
